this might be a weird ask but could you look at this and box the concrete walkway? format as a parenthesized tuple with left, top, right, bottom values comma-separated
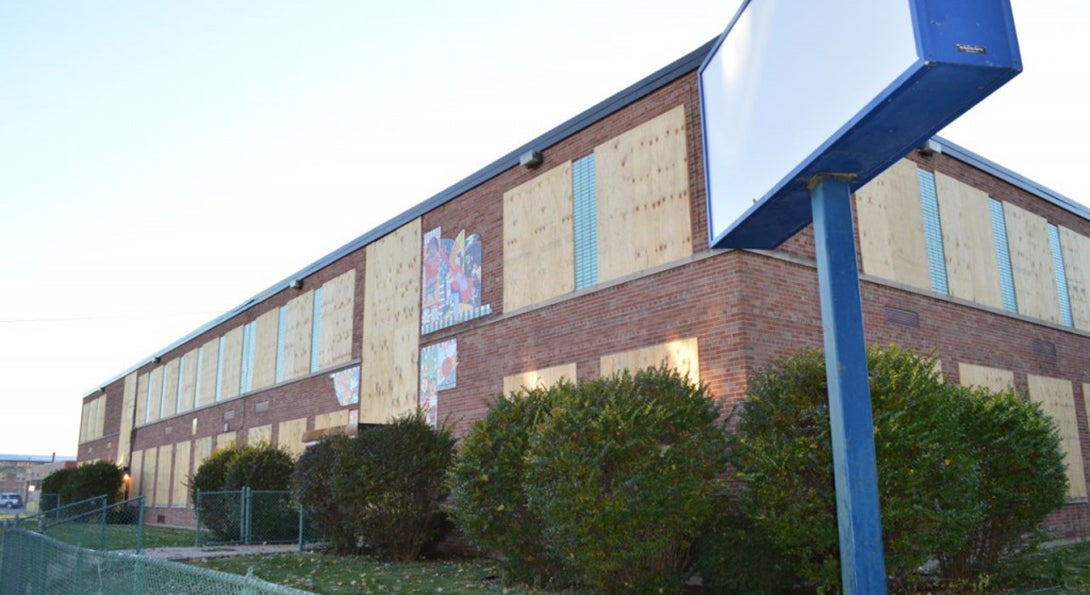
(125, 543, 301, 562)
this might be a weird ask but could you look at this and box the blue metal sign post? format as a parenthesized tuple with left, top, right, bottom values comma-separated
(811, 175, 886, 593)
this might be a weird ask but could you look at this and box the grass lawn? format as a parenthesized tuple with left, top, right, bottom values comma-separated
(2, 522, 204, 551)
(193, 552, 560, 594)
(188, 543, 1090, 595)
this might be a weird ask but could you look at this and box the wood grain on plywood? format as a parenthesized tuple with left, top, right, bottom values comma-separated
(1028, 374, 1086, 499)
(855, 159, 930, 289)
(320, 270, 356, 369)
(935, 173, 1003, 308)
(503, 161, 575, 312)
(1060, 227, 1090, 331)
(599, 337, 700, 385)
(1004, 203, 1061, 324)
(957, 363, 1014, 393)
(503, 363, 578, 394)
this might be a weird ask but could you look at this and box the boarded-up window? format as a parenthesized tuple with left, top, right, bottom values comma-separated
(957, 363, 1014, 393)
(503, 363, 578, 394)
(282, 291, 315, 381)
(219, 327, 244, 401)
(935, 173, 1003, 308)
(278, 418, 308, 458)
(252, 309, 280, 391)
(117, 373, 137, 466)
(361, 220, 421, 424)
(1027, 374, 1086, 499)
(503, 161, 575, 312)
(248, 424, 272, 445)
(172, 442, 192, 508)
(318, 270, 356, 370)
(594, 105, 692, 284)
(855, 159, 930, 289)
(155, 444, 172, 507)
(1004, 203, 1062, 324)
(599, 337, 700, 386)
(1060, 227, 1090, 331)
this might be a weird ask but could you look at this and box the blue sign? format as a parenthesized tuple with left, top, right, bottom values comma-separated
(701, 0, 1021, 249)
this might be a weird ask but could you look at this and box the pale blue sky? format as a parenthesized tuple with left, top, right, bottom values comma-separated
(1, 0, 1086, 457)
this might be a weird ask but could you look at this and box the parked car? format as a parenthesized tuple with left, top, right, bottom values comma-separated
(0, 492, 23, 508)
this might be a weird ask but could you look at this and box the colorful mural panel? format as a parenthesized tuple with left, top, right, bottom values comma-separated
(330, 366, 360, 407)
(422, 227, 492, 333)
(419, 339, 457, 426)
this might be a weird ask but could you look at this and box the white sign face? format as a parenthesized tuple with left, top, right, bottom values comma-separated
(701, 0, 919, 246)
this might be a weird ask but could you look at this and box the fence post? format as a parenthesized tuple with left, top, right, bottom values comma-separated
(242, 487, 252, 546)
(136, 495, 145, 555)
(298, 505, 305, 552)
(195, 491, 202, 548)
(73, 546, 82, 595)
(99, 500, 108, 550)
(35, 530, 47, 593)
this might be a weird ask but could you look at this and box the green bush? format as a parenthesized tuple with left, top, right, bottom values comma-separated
(61, 460, 125, 506)
(188, 447, 240, 501)
(189, 447, 242, 541)
(293, 434, 357, 554)
(222, 442, 294, 491)
(714, 346, 1068, 593)
(696, 498, 798, 595)
(522, 366, 729, 593)
(40, 467, 75, 511)
(451, 385, 568, 586)
(330, 410, 456, 561)
(937, 386, 1067, 582)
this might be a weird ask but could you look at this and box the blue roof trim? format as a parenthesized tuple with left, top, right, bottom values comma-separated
(85, 38, 718, 396)
(932, 135, 1089, 221)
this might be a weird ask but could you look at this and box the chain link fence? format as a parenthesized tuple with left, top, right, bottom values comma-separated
(0, 528, 314, 595)
(196, 488, 316, 547)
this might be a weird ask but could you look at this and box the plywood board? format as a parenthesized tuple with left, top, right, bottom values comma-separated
(178, 349, 199, 414)
(283, 291, 315, 380)
(135, 373, 149, 428)
(958, 363, 1014, 393)
(502, 161, 575, 312)
(277, 418, 308, 458)
(252, 309, 280, 391)
(1004, 203, 1062, 324)
(197, 338, 219, 407)
(319, 270, 356, 369)
(172, 441, 192, 508)
(503, 362, 578, 394)
(193, 437, 213, 475)
(935, 173, 1003, 308)
(1028, 374, 1086, 499)
(219, 326, 244, 401)
(595, 105, 692, 283)
(855, 159, 930, 289)
(130, 448, 145, 500)
(362, 219, 422, 424)
(247, 424, 272, 445)
(147, 366, 163, 423)
(95, 396, 106, 439)
(155, 443, 173, 508)
(78, 403, 88, 444)
(216, 431, 237, 451)
(160, 358, 180, 419)
(314, 410, 350, 431)
(599, 337, 701, 386)
(117, 373, 137, 466)
(1060, 227, 1090, 331)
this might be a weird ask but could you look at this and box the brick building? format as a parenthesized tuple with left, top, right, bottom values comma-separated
(76, 40, 1090, 534)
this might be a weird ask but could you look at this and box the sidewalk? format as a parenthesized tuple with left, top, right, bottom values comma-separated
(124, 543, 301, 562)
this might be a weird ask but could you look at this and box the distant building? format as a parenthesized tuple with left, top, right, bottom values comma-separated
(0, 454, 76, 508)
(75, 38, 1090, 537)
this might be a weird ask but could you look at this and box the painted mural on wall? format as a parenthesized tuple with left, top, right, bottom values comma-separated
(422, 227, 492, 334)
(330, 366, 360, 407)
(419, 339, 457, 426)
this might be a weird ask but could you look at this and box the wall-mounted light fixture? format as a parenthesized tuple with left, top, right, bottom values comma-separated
(289, 279, 304, 289)
(917, 139, 942, 157)
(152, 356, 161, 364)
(519, 150, 543, 169)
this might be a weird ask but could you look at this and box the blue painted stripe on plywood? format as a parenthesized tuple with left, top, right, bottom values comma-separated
(573, 154, 598, 290)
(917, 169, 949, 295)
(1049, 224, 1074, 327)
(990, 199, 1018, 313)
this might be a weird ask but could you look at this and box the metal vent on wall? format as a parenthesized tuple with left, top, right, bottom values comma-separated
(885, 307, 919, 329)
(1031, 339, 1057, 359)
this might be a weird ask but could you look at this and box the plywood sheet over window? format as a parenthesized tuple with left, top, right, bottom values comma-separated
(220, 326, 244, 401)
(161, 358, 180, 419)
(856, 159, 930, 289)
(599, 337, 700, 386)
(314, 410, 350, 431)
(1004, 203, 1062, 324)
(362, 219, 421, 424)
(155, 443, 173, 508)
(178, 349, 199, 414)
(319, 270, 356, 370)
(193, 437, 213, 475)
(957, 363, 1014, 393)
(147, 366, 163, 424)
(135, 373, 149, 428)
(216, 431, 237, 451)
(252, 309, 280, 391)
(117, 373, 137, 466)
(1060, 227, 1090, 331)
(131, 448, 145, 500)
(247, 424, 272, 445)
(198, 338, 219, 407)
(503, 161, 575, 312)
(78, 402, 89, 444)
(503, 363, 578, 394)
(935, 173, 1003, 308)
(172, 441, 192, 508)
(1028, 374, 1086, 499)
(278, 418, 308, 458)
(595, 105, 692, 284)
(284, 291, 315, 380)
